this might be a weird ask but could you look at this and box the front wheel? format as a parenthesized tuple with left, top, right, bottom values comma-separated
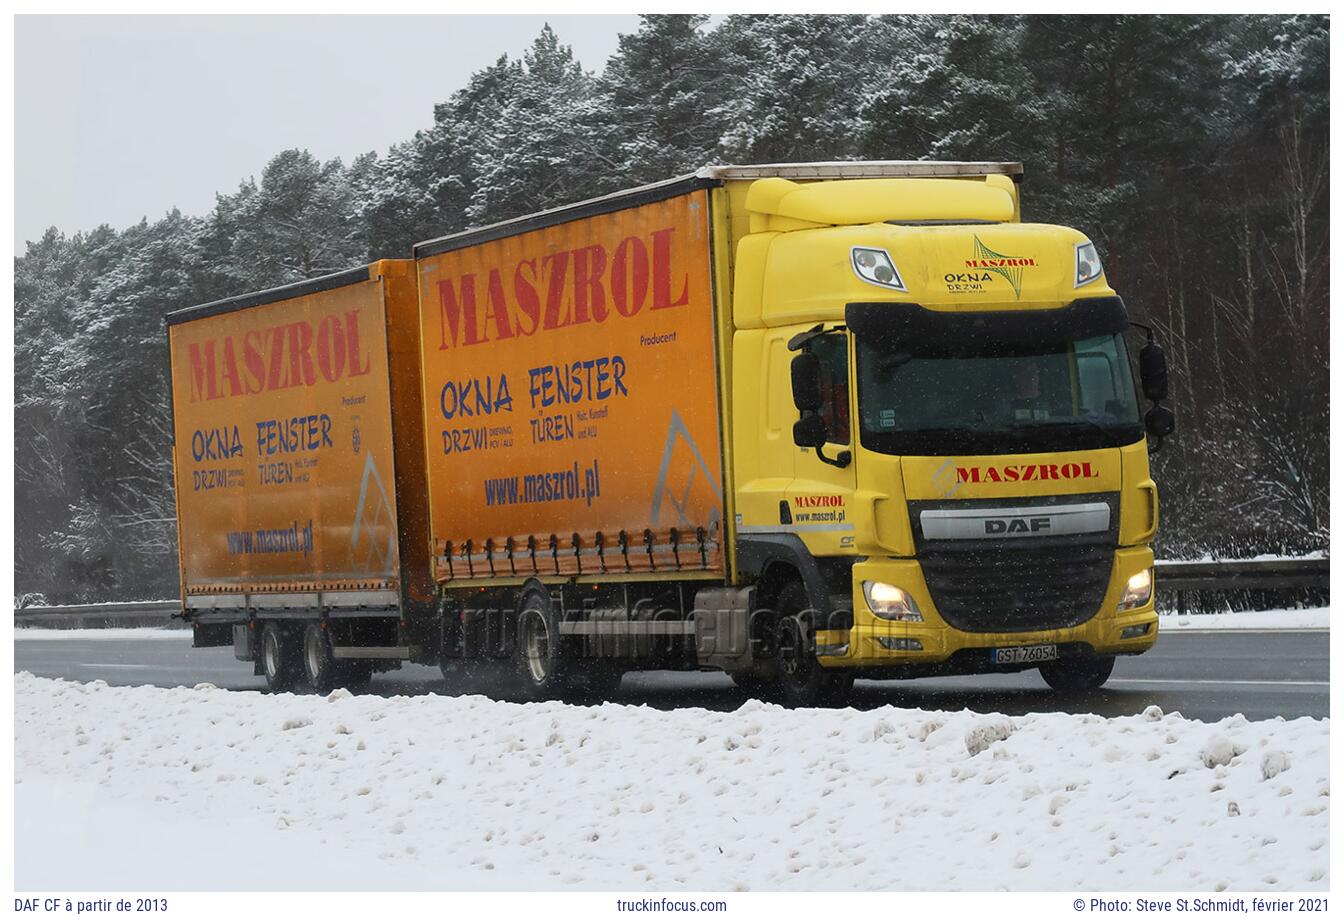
(773, 582, 854, 708)
(1039, 655, 1115, 692)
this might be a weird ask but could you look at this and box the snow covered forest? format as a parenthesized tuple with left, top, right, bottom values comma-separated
(14, 15, 1328, 603)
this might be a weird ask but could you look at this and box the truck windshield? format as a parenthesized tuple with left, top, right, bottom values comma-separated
(854, 331, 1144, 456)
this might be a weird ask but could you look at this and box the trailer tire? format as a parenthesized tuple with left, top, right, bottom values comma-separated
(261, 622, 302, 693)
(302, 622, 342, 693)
(1039, 655, 1115, 692)
(512, 586, 571, 700)
(772, 582, 853, 708)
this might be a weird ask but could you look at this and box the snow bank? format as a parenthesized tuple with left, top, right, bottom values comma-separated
(14, 673, 1328, 891)
(1159, 607, 1329, 631)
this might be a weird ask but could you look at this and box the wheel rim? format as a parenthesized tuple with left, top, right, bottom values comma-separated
(778, 619, 809, 686)
(522, 611, 550, 684)
(263, 630, 280, 679)
(305, 629, 322, 679)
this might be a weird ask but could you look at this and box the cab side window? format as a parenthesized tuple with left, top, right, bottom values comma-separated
(810, 333, 850, 444)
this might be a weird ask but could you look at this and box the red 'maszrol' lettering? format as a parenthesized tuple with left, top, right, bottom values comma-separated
(956, 462, 1100, 484)
(185, 309, 371, 403)
(436, 225, 693, 349)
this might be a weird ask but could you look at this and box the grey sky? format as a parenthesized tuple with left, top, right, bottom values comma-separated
(15, 15, 645, 252)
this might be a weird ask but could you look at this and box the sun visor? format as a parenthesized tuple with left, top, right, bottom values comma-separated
(845, 296, 1129, 355)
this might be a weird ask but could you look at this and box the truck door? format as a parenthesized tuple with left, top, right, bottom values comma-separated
(784, 329, 858, 555)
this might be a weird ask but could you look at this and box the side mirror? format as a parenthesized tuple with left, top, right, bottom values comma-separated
(1139, 342, 1168, 402)
(790, 353, 822, 412)
(1145, 405, 1175, 439)
(793, 414, 827, 449)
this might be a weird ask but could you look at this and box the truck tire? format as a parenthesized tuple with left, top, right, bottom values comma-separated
(512, 586, 571, 700)
(261, 622, 302, 693)
(772, 582, 853, 708)
(1039, 655, 1115, 692)
(302, 622, 342, 693)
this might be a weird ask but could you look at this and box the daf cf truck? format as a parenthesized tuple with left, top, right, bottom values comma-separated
(172, 161, 1174, 706)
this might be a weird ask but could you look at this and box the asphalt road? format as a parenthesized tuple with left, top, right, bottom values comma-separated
(13, 628, 1328, 722)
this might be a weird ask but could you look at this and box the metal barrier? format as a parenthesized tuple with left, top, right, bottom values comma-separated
(13, 558, 1328, 628)
(1154, 558, 1329, 616)
(13, 600, 183, 630)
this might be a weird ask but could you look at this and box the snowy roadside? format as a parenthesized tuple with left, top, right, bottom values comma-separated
(15, 673, 1327, 891)
(1159, 607, 1329, 631)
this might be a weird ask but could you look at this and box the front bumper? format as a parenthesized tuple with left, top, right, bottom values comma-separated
(816, 546, 1158, 672)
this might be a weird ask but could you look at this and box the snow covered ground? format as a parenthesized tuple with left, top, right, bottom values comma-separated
(14, 673, 1328, 891)
(1159, 607, 1329, 631)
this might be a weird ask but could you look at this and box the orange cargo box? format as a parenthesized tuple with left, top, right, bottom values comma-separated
(166, 261, 431, 607)
(415, 188, 726, 584)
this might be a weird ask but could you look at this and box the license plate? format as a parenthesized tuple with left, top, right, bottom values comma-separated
(993, 644, 1058, 664)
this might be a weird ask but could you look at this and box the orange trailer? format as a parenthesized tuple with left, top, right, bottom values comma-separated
(414, 187, 726, 583)
(167, 260, 431, 690)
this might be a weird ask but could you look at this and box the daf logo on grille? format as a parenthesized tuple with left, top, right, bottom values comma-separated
(985, 517, 1052, 535)
(921, 502, 1109, 540)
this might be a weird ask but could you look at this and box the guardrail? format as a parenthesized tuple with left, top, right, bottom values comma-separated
(13, 558, 1329, 628)
(1154, 558, 1328, 616)
(13, 600, 183, 630)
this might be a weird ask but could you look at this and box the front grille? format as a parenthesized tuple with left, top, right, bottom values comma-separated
(919, 539, 1115, 632)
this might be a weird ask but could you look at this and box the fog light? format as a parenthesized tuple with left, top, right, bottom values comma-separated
(876, 637, 923, 651)
(1118, 567, 1153, 611)
(1121, 623, 1151, 639)
(816, 642, 849, 657)
(862, 581, 923, 621)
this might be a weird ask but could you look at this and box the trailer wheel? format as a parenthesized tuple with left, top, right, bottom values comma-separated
(512, 587, 570, 700)
(1039, 655, 1115, 692)
(302, 622, 342, 693)
(773, 582, 853, 708)
(261, 622, 302, 693)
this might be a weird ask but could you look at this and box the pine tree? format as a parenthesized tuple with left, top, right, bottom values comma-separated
(709, 14, 871, 163)
(226, 149, 369, 286)
(595, 15, 722, 183)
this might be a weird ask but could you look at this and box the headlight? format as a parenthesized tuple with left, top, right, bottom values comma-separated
(1075, 241, 1103, 287)
(1118, 567, 1153, 611)
(851, 247, 907, 292)
(862, 581, 923, 621)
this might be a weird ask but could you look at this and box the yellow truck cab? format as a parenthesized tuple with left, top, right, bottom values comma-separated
(719, 162, 1172, 704)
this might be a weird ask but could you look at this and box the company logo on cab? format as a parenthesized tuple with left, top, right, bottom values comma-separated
(186, 310, 372, 403)
(956, 462, 1100, 484)
(436, 226, 692, 348)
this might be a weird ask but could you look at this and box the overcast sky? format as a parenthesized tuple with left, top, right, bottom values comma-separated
(14, 15, 645, 253)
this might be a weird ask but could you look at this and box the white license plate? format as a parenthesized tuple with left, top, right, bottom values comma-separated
(993, 644, 1059, 664)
